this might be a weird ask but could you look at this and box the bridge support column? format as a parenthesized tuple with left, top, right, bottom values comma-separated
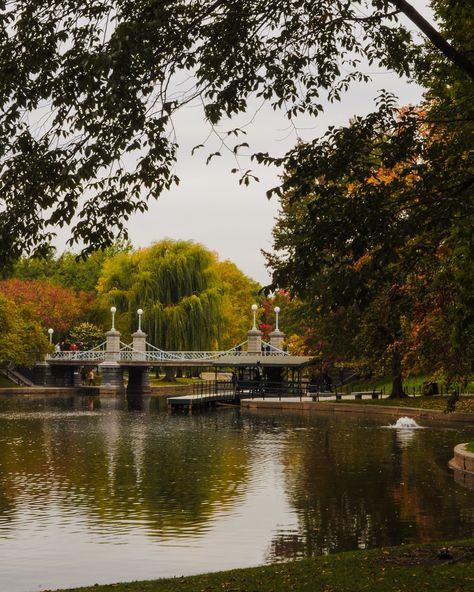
(72, 369, 82, 387)
(126, 366, 151, 409)
(99, 328, 125, 394)
(127, 367, 151, 394)
(99, 364, 125, 394)
(34, 362, 73, 387)
(34, 362, 56, 386)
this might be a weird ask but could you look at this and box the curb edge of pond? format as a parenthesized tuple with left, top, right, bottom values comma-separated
(239, 399, 474, 424)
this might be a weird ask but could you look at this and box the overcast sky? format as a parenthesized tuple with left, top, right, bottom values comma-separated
(127, 78, 425, 285)
(55, 1, 433, 286)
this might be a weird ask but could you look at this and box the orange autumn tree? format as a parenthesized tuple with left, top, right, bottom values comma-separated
(0, 279, 90, 337)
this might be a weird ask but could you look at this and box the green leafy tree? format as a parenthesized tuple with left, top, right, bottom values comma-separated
(7, 249, 59, 282)
(0, 294, 50, 366)
(215, 260, 261, 349)
(266, 1, 473, 394)
(68, 322, 105, 350)
(265, 91, 473, 395)
(0, 1, 472, 264)
(10, 242, 131, 294)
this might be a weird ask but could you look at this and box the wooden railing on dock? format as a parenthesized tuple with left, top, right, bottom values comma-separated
(193, 379, 308, 399)
(235, 379, 307, 399)
(193, 380, 234, 397)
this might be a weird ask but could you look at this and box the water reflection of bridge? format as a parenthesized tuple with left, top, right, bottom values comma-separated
(35, 311, 315, 405)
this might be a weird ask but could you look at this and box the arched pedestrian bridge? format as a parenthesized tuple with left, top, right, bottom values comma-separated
(36, 322, 316, 399)
(46, 340, 289, 366)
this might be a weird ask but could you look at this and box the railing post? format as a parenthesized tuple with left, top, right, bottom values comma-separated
(132, 329, 147, 361)
(269, 329, 285, 351)
(247, 328, 263, 354)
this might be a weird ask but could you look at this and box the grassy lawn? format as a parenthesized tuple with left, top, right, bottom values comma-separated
(51, 540, 474, 592)
(149, 377, 201, 386)
(0, 375, 16, 388)
(339, 374, 430, 396)
(340, 395, 474, 414)
(339, 375, 474, 397)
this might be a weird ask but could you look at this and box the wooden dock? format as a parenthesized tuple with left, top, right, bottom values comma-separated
(167, 391, 236, 412)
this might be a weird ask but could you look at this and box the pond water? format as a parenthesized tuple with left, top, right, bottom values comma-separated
(1, 394, 474, 592)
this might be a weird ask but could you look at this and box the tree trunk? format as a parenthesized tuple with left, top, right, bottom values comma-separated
(389, 348, 407, 398)
(390, 0, 474, 80)
(163, 367, 176, 382)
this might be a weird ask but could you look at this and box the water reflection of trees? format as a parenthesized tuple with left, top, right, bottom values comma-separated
(0, 406, 250, 539)
(265, 413, 474, 562)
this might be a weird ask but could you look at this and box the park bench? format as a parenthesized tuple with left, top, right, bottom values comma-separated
(310, 391, 334, 402)
(351, 391, 382, 400)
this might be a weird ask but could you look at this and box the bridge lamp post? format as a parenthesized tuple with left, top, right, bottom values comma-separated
(110, 306, 117, 331)
(274, 306, 280, 331)
(137, 308, 143, 332)
(251, 304, 258, 330)
(47, 328, 54, 344)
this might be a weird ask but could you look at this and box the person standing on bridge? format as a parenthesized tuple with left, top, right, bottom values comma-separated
(88, 369, 95, 386)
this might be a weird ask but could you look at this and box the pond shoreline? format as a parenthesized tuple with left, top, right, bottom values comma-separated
(0, 385, 190, 397)
(1, 388, 473, 422)
(50, 539, 474, 592)
(240, 398, 474, 424)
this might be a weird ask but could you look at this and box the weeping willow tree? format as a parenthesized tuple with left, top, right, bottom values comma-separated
(99, 240, 225, 352)
(130, 241, 224, 351)
(96, 251, 141, 337)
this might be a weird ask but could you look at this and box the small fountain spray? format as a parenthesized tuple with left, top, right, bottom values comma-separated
(392, 416, 421, 429)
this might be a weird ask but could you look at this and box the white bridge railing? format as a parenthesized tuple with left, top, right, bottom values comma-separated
(47, 342, 107, 362)
(47, 339, 289, 363)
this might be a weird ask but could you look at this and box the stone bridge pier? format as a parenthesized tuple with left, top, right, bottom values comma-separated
(98, 327, 124, 394)
(125, 329, 151, 406)
(99, 326, 151, 401)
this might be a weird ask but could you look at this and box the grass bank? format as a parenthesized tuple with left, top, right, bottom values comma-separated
(51, 540, 474, 592)
(0, 375, 15, 388)
(341, 375, 474, 397)
(344, 395, 474, 414)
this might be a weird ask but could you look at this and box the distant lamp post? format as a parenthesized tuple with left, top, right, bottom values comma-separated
(47, 328, 54, 344)
(274, 306, 280, 331)
(251, 303, 258, 331)
(110, 306, 117, 331)
(137, 308, 143, 332)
